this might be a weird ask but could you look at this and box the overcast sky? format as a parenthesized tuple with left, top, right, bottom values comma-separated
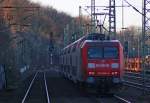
(30, 0, 143, 30)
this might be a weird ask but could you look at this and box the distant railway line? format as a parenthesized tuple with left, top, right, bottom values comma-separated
(113, 95, 131, 103)
(86, 93, 132, 103)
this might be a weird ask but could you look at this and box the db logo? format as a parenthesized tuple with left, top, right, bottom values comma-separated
(95, 64, 109, 68)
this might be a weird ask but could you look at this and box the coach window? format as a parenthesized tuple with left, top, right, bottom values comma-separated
(68, 48, 71, 54)
(62, 50, 64, 55)
(66, 49, 68, 54)
(104, 47, 118, 59)
(70, 46, 73, 53)
(62, 51, 63, 55)
(72, 43, 77, 52)
(70, 55, 72, 65)
(62, 57, 63, 64)
(63, 50, 65, 55)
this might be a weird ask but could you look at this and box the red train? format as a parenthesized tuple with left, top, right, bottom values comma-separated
(59, 33, 124, 91)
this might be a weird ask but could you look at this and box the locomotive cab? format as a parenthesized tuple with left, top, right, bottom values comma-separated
(81, 40, 124, 88)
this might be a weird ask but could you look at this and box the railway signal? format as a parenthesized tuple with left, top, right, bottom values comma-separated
(124, 41, 128, 56)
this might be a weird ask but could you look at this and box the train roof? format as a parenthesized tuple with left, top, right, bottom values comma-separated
(62, 33, 122, 51)
(84, 39, 120, 43)
(80, 40, 121, 48)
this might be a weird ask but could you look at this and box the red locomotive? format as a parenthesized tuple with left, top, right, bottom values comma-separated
(59, 33, 124, 92)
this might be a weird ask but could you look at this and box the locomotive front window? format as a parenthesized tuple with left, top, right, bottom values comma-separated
(88, 48, 103, 59)
(104, 47, 118, 59)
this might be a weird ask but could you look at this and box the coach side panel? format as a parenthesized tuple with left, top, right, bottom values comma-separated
(70, 47, 84, 82)
(76, 48, 84, 82)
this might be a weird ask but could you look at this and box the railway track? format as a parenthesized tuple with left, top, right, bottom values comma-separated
(113, 95, 131, 103)
(21, 71, 51, 103)
(82, 88, 132, 103)
(124, 71, 150, 92)
(125, 71, 150, 79)
(87, 94, 132, 103)
(123, 80, 150, 92)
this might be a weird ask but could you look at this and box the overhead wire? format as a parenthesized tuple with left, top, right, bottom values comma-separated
(123, 0, 150, 30)
(123, 0, 149, 18)
(123, 0, 142, 15)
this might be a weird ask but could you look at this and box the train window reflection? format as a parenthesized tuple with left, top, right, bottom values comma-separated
(104, 47, 118, 59)
(88, 48, 103, 59)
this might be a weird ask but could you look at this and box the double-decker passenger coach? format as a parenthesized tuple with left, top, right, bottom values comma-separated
(60, 33, 124, 92)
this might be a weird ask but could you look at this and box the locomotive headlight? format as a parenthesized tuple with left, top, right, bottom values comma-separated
(86, 77, 95, 83)
(88, 63, 95, 69)
(113, 77, 120, 83)
(111, 63, 119, 69)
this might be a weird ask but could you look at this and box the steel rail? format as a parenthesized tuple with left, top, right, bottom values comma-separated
(123, 82, 144, 90)
(114, 95, 131, 103)
(44, 71, 51, 103)
(124, 75, 143, 80)
(125, 72, 141, 75)
(125, 71, 150, 78)
(21, 71, 38, 103)
(124, 72, 150, 81)
(123, 80, 150, 92)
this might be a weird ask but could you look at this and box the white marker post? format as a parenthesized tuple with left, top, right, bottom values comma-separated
(50, 53, 53, 65)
